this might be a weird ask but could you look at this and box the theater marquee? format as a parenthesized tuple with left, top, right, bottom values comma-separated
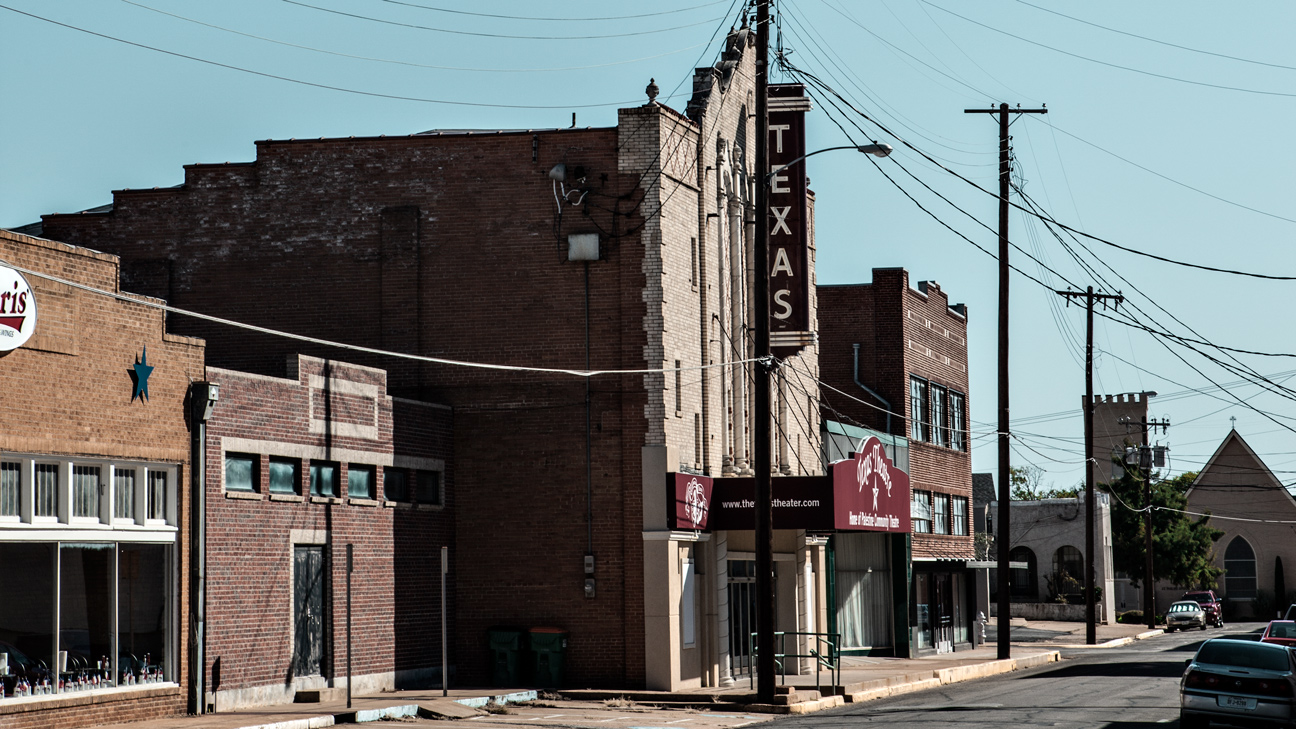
(666, 436, 909, 533)
(767, 84, 814, 358)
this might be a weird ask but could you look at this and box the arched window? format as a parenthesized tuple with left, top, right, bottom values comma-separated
(1052, 546, 1084, 598)
(1009, 546, 1037, 600)
(1225, 536, 1257, 598)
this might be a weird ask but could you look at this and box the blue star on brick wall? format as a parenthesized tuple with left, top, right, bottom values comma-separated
(131, 347, 154, 402)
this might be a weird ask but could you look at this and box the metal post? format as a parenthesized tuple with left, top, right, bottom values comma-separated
(346, 543, 353, 709)
(1084, 290, 1096, 644)
(441, 545, 449, 697)
(753, 0, 777, 705)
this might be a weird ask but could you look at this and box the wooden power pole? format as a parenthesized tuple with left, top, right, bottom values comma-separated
(1058, 286, 1122, 645)
(965, 102, 1046, 660)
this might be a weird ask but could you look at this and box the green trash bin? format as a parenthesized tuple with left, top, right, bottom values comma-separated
(528, 627, 568, 688)
(488, 628, 524, 687)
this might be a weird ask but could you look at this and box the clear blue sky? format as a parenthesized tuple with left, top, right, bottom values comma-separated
(4, 0, 1295, 498)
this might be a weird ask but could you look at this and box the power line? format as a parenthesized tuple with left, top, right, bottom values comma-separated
(0, 4, 685, 110)
(0, 258, 764, 379)
(1012, 0, 1296, 74)
(370, 0, 729, 22)
(925, 1, 1296, 100)
(118, 0, 710, 73)
(1027, 116, 1296, 228)
(282, 0, 722, 40)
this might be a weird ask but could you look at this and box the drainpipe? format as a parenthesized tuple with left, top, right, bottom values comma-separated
(189, 382, 219, 714)
(852, 344, 891, 436)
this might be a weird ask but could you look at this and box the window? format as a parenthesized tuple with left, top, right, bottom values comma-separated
(310, 461, 339, 497)
(115, 468, 135, 521)
(910, 377, 928, 442)
(952, 496, 968, 536)
(269, 458, 299, 494)
(415, 470, 441, 505)
(912, 490, 932, 533)
(147, 471, 168, 521)
(225, 453, 257, 492)
(950, 392, 967, 451)
(1225, 536, 1257, 598)
(931, 386, 948, 447)
(933, 492, 950, 534)
(681, 551, 696, 647)
(0, 462, 18, 517)
(72, 465, 100, 519)
(1053, 545, 1084, 591)
(34, 463, 58, 517)
(690, 237, 699, 289)
(675, 360, 683, 414)
(348, 465, 375, 500)
(1008, 546, 1037, 599)
(383, 467, 408, 502)
(0, 541, 174, 697)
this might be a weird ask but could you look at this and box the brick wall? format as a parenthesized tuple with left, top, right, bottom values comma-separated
(202, 355, 451, 707)
(817, 268, 973, 559)
(42, 127, 653, 687)
(0, 229, 204, 726)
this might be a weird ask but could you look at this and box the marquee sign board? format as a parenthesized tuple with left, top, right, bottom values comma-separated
(666, 437, 910, 533)
(0, 265, 36, 352)
(767, 84, 813, 358)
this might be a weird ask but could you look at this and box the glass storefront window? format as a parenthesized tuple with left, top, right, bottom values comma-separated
(118, 544, 168, 684)
(0, 543, 55, 695)
(60, 544, 114, 688)
(915, 573, 931, 650)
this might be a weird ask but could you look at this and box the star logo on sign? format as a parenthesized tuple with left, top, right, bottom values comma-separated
(131, 347, 154, 402)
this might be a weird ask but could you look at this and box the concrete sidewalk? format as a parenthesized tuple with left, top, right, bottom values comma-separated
(85, 625, 1164, 729)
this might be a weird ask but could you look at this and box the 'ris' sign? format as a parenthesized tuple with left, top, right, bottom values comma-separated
(0, 265, 36, 352)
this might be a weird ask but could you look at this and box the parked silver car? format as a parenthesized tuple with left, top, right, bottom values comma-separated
(1181, 638, 1296, 728)
(1166, 600, 1207, 632)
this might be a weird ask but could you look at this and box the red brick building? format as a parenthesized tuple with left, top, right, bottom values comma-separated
(818, 268, 975, 655)
(0, 229, 205, 727)
(38, 26, 824, 691)
(201, 355, 451, 710)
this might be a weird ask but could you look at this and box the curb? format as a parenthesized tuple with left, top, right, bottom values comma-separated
(1027, 628, 1166, 649)
(844, 651, 1061, 705)
(234, 717, 335, 729)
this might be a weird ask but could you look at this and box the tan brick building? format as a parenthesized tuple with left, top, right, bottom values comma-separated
(0, 229, 204, 727)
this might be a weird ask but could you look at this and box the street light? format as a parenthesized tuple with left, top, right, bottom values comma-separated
(764, 143, 893, 182)
(753, 139, 892, 701)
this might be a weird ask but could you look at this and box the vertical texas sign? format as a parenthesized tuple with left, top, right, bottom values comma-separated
(767, 84, 814, 358)
(0, 265, 36, 352)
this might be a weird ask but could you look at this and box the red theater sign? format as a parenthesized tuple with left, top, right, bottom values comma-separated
(666, 437, 909, 533)
(767, 84, 813, 358)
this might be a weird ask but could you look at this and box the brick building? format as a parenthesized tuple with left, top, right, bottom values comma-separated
(201, 355, 451, 710)
(0, 229, 205, 727)
(36, 26, 823, 691)
(817, 269, 975, 655)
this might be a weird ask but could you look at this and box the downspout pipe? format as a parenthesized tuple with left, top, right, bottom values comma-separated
(189, 382, 219, 714)
(852, 344, 891, 436)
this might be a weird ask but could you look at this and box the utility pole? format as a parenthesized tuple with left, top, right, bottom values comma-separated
(1139, 415, 1169, 629)
(965, 102, 1046, 660)
(753, 0, 776, 704)
(1057, 287, 1123, 645)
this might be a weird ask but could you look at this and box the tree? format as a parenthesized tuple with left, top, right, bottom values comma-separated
(1101, 469, 1223, 589)
(1010, 465, 1078, 500)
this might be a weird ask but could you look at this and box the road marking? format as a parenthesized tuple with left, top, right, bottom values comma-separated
(664, 720, 693, 725)
(595, 718, 635, 723)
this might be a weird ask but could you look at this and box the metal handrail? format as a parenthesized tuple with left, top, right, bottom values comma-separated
(747, 631, 841, 695)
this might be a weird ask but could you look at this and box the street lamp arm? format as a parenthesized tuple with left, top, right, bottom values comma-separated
(764, 143, 893, 184)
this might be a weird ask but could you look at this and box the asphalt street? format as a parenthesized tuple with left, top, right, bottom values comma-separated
(764, 622, 1270, 729)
